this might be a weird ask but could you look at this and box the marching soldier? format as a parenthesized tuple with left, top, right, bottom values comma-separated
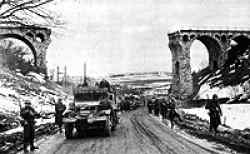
(154, 98, 160, 117)
(205, 94, 222, 134)
(168, 95, 182, 129)
(160, 98, 167, 119)
(20, 100, 40, 152)
(55, 98, 66, 133)
(147, 98, 153, 114)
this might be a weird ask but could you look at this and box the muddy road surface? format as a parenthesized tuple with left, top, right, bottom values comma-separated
(19, 108, 234, 154)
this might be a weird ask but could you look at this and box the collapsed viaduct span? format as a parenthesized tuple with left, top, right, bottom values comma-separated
(168, 29, 250, 100)
(0, 26, 51, 75)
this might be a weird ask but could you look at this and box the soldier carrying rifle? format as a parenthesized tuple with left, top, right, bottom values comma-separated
(55, 98, 66, 133)
(20, 100, 40, 153)
(168, 95, 182, 129)
(205, 94, 222, 135)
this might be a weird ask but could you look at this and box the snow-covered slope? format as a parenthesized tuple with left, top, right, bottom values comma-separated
(0, 68, 71, 133)
(183, 104, 250, 130)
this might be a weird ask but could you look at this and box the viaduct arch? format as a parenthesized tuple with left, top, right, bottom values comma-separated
(0, 26, 51, 74)
(168, 29, 250, 100)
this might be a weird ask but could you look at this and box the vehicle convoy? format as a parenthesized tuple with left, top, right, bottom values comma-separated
(62, 84, 119, 139)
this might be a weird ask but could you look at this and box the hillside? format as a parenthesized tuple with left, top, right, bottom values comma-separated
(0, 68, 72, 133)
(108, 71, 172, 91)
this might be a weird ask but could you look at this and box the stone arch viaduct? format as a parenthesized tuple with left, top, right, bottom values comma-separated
(0, 26, 51, 75)
(168, 29, 250, 100)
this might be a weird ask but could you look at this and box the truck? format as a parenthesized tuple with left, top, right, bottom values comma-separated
(62, 85, 119, 139)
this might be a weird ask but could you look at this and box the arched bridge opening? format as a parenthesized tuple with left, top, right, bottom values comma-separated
(0, 26, 51, 75)
(188, 35, 221, 72)
(168, 29, 250, 102)
(0, 34, 37, 66)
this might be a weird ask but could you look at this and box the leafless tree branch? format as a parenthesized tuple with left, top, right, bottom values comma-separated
(0, 0, 63, 27)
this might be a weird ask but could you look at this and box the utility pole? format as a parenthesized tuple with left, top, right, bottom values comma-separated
(57, 66, 60, 83)
(64, 65, 67, 87)
(83, 62, 87, 85)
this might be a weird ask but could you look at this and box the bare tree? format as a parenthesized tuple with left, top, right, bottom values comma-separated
(0, 0, 63, 27)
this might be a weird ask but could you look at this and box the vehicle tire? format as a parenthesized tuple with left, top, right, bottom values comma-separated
(104, 119, 111, 137)
(65, 123, 74, 139)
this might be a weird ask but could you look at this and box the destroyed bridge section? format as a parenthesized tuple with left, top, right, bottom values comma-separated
(168, 29, 250, 100)
(0, 26, 51, 75)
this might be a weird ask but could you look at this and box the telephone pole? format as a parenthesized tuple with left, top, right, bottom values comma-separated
(83, 62, 87, 85)
(64, 65, 67, 87)
(57, 66, 60, 83)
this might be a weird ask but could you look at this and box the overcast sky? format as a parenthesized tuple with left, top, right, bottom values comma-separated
(46, 0, 250, 77)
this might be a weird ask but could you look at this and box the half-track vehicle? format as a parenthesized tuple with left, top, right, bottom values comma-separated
(63, 85, 119, 139)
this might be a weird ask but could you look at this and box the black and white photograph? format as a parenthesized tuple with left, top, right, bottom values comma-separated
(0, 0, 250, 153)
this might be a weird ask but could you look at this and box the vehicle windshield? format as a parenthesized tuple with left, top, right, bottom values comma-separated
(74, 92, 108, 102)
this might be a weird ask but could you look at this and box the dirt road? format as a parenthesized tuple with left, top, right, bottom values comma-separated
(19, 108, 234, 154)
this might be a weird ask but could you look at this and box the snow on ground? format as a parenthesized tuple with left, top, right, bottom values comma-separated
(197, 83, 244, 99)
(0, 70, 69, 115)
(1, 118, 55, 135)
(0, 69, 71, 134)
(208, 74, 222, 81)
(150, 114, 236, 154)
(0, 95, 20, 114)
(175, 130, 237, 154)
(26, 72, 46, 84)
(198, 74, 210, 85)
(182, 104, 250, 130)
(0, 84, 55, 115)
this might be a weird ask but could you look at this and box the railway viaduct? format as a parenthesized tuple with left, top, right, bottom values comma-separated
(168, 29, 250, 100)
(0, 25, 51, 75)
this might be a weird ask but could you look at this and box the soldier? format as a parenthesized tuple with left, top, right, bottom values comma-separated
(168, 95, 182, 129)
(154, 98, 160, 117)
(20, 100, 40, 152)
(205, 94, 222, 134)
(160, 98, 167, 119)
(99, 79, 111, 91)
(124, 97, 130, 111)
(118, 97, 123, 112)
(55, 98, 66, 133)
(147, 98, 153, 114)
(122, 97, 126, 112)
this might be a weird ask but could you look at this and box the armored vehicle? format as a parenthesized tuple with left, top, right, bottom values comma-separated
(63, 86, 119, 139)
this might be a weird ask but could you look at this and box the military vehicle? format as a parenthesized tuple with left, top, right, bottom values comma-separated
(63, 84, 119, 139)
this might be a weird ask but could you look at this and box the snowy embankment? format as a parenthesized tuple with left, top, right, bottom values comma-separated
(175, 113, 250, 153)
(191, 80, 250, 130)
(0, 68, 71, 133)
(182, 104, 250, 130)
(0, 68, 72, 153)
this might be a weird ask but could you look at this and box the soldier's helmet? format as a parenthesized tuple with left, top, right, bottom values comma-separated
(58, 98, 63, 103)
(212, 94, 218, 99)
(24, 100, 31, 105)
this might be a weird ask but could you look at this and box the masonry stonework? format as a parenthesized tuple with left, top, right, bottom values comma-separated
(0, 26, 51, 75)
(168, 29, 250, 100)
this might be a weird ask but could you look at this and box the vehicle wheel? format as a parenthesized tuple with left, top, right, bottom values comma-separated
(104, 119, 111, 137)
(65, 123, 74, 139)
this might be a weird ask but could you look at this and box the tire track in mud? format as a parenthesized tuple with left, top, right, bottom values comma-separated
(18, 109, 221, 154)
(121, 112, 152, 154)
(80, 141, 97, 154)
(145, 115, 219, 154)
(130, 114, 177, 154)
